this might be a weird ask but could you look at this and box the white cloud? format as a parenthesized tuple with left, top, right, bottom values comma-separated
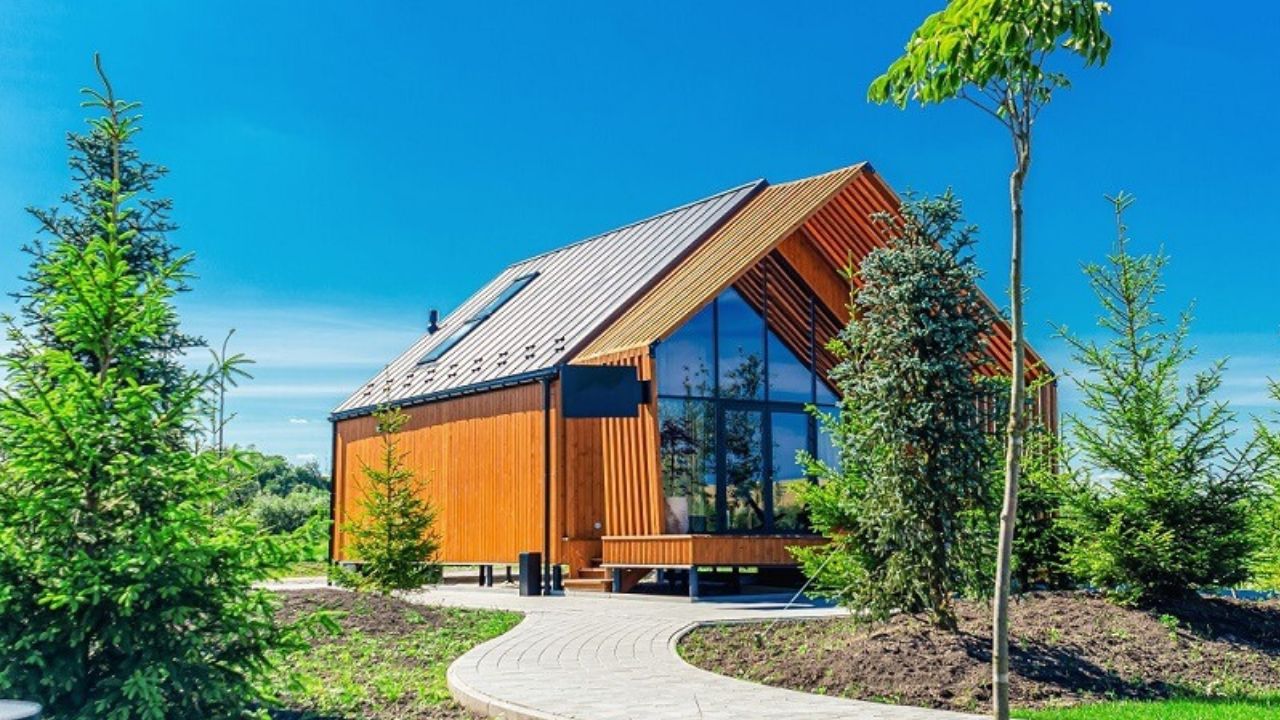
(288, 417, 310, 424)
(177, 301, 421, 371)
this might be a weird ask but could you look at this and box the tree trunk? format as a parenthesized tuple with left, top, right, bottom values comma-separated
(993, 136, 1030, 720)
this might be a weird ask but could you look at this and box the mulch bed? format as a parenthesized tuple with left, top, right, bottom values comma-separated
(679, 591, 1280, 712)
(276, 589, 454, 637)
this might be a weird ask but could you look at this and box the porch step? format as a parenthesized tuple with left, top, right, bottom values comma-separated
(576, 567, 609, 580)
(563, 577, 612, 593)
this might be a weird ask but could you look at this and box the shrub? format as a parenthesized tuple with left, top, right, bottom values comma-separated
(1012, 423, 1079, 591)
(796, 192, 994, 629)
(1251, 383, 1280, 591)
(253, 486, 328, 534)
(975, 376, 1080, 592)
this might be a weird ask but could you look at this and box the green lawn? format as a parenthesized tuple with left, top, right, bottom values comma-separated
(277, 559, 330, 578)
(269, 590, 521, 719)
(1016, 695, 1280, 720)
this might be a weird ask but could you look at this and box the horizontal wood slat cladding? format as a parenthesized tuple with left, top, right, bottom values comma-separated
(575, 164, 870, 361)
(332, 382, 557, 565)
(570, 348, 665, 538)
(601, 535, 828, 568)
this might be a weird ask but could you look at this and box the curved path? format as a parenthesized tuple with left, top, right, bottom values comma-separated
(400, 586, 982, 720)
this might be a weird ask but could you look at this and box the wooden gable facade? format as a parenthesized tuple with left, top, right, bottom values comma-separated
(330, 163, 1057, 590)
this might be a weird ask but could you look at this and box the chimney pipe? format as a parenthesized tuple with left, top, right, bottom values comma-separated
(428, 309, 439, 334)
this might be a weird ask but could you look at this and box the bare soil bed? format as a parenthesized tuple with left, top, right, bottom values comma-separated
(679, 592, 1280, 713)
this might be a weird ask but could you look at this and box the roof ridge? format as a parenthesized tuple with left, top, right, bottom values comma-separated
(771, 161, 869, 188)
(508, 178, 766, 267)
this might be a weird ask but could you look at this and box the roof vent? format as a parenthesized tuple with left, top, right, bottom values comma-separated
(427, 309, 440, 334)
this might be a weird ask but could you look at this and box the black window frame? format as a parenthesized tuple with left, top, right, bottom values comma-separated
(655, 267, 837, 535)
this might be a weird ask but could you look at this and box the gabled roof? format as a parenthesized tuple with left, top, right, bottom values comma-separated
(333, 161, 1053, 421)
(331, 179, 764, 418)
(577, 162, 1051, 384)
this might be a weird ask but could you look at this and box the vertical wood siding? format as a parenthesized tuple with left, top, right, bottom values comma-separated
(570, 348, 664, 538)
(332, 382, 560, 565)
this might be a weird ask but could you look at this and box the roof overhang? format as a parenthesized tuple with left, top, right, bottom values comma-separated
(329, 366, 560, 423)
(573, 161, 1053, 381)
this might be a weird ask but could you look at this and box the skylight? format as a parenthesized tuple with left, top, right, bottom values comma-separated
(417, 272, 538, 365)
(472, 272, 537, 321)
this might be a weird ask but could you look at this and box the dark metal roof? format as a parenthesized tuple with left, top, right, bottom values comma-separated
(332, 179, 764, 419)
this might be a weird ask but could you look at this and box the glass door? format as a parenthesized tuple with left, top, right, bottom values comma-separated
(720, 406, 766, 531)
(770, 410, 812, 532)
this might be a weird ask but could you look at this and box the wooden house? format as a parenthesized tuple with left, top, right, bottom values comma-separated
(329, 163, 1055, 594)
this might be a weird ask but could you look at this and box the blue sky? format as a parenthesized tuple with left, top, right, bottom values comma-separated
(2, 2, 1278, 466)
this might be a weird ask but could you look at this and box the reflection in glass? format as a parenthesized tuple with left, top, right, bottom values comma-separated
(657, 304, 714, 397)
(654, 281, 841, 536)
(717, 288, 765, 400)
(771, 412, 811, 532)
(723, 407, 766, 531)
(767, 331, 813, 403)
(658, 399, 717, 533)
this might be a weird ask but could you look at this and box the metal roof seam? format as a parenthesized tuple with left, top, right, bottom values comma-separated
(332, 179, 762, 417)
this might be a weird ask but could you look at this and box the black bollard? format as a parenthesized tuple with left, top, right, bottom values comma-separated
(518, 552, 541, 596)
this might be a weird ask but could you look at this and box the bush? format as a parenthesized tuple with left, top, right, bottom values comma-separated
(796, 193, 994, 629)
(253, 486, 328, 534)
(1012, 423, 1079, 591)
(1250, 383, 1280, 591)
(974, 376, 1080, 592)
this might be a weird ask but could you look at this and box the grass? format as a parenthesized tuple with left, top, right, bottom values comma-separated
(1015, 695, 1280, 720)
(269, 602, 521, 719)
(278, 559, 330, 578)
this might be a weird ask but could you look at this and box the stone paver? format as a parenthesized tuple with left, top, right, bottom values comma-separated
(397, 585, 982, 720)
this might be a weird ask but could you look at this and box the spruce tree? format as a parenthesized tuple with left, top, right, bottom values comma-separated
(1060, 194, 1263, 604)
(14, 59, 200, 394)
(0, 57, 301, 719)
(1252, 383, 1280, 591)
(340, 406, 440, 593)
(797, 192, 994, 629)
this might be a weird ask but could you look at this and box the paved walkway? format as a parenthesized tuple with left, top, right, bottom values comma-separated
(393, 585, 983, 720)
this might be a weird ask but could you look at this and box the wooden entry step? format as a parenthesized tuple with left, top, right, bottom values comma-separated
(565, 560, 611, 593)
(565, 558, 649, 594)
(564, 559, 613, 593)
(563, 577, 612, 593)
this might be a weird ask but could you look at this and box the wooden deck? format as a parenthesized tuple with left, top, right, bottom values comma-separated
(600, 534, 826, 568)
